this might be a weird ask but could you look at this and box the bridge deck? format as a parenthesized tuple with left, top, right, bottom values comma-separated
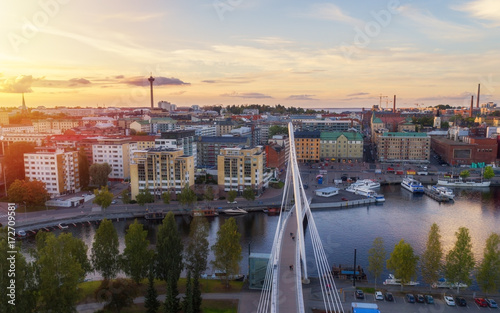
(277, 213, 299, 313)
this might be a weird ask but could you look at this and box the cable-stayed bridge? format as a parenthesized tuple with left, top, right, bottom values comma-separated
(257, 123, 345, 313)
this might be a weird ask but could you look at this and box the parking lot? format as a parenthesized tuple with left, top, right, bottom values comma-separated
(344, 290, 499, 312)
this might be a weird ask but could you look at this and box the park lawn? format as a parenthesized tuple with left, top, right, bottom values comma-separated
(77, 278, 243, 304)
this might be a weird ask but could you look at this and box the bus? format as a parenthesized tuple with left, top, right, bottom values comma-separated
(351, 302, 380, 313)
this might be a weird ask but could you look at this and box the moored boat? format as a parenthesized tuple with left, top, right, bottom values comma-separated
(401, 176, 424, 193)
(223, 208, 248, 215)
(191, 208, 219, 217)
(437, 178, 490, 187)
(383, 274, 419, 286)
(353, 187, 385, 202)
(430, 185, 455, 200)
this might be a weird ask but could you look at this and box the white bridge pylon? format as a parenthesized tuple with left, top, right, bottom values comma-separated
(257, 122, 345, 313)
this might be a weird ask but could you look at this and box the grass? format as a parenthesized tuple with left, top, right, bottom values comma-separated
(77, 278, 243, 305)
(358, 286, 375, 294)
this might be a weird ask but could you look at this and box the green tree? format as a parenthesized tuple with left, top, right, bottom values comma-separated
(421, 223, 443, 288)
(78, 147, 90, 188)
(122, 219, 152, 284)
(156, 212, 183, 313)
(89, 163, 112, 187)
(459, 170, 470, 179)
(386, 239, 419, 291)
(242, 187, 255, 201)
(268, 125, 288, 137)
(367, 237, 386, 288)
(121, 189, 130, 204)
(0, 227, 37, 313)
(91, 219, 120, 280)
(34, 232, 91, 313)
(178, 184, 197, 207)
(211, 217, 242, 288)
(483, 166, 495, 180)
(8, 179, 49, 207)
(3, 141, 35, 189)
(95, 278, 138, 313)
(136, 189, 155, 206)
(144, 264, 160, 313)
(185, 217, 209, 313)
(476, 233, 500, 293)
(445, 227, 475, 293)
(183, 270, 194, 313)
(162, 191, 171, 204)
(93, 186, 114, 211)
(203, 186, 214, 202)
(227, 190, 237, 203)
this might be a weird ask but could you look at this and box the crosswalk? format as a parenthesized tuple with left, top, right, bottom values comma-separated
(0, 214, 8, 219)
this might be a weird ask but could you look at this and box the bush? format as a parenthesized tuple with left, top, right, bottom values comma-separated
(219, 196, 225, 200)
(129, 200, 137, 204)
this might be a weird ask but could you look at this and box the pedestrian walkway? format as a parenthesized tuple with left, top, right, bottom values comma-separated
(277, 213, 299, 312)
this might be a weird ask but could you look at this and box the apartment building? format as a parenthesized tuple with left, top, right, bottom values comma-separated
(294, 131, 321, 162)
(32, 119, 81, 133)
(130, 147, 195, 200)
(0, 111, 9, 125)
(217, 146, 268, 193)
(24, 148, 80, 197)
(301, 119, 361, 132)
(197, 136, 249, 168)
(150, 117, 177, 133)
(320, 132, 363, 163)
(155, 130, 197, 165)
(92, 138, 130, 181)
(377, 132, 430, 162)
(215, 119, 235, 136)
(130, 120, 151, 134)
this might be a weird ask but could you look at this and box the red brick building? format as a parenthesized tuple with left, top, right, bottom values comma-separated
(431, 136, 497, 166)
(265, 143, 287, 171)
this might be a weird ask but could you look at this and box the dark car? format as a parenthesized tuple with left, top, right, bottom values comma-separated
(416, 294, 425, 303)
(406, 294, 415, 303)
(425, 295, 434, 304)
(475, 298, 488, 307)
(455, 297, 467, 307)
(355, 290, 364, 299)
(385, 293, 394, 302)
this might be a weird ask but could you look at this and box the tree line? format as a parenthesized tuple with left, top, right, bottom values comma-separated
(0, 214, 242, 313)
(367, 223, 500, 293)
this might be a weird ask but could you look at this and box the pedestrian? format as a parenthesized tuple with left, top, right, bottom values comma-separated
(290, 232, 293, 237)
(292, 236, 295, 241)
(289, 265, 293, 271)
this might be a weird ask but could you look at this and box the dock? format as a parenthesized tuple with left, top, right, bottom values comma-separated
(423, 187, 452, 202)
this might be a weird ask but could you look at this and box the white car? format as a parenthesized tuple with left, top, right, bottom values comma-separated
(444, 296, 456, 306)
(375, 291, 384, 301)
(227, 201, 237, 204)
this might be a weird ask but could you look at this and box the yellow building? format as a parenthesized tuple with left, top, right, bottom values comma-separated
(294, 131, 320, 162)
(130, 147, 194, 200)
(217, 146, 267, 193)
(319, 132, 363, 163)
(0, 112, 9, 126)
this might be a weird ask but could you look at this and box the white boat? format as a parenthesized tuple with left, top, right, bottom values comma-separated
(223, 208, 248, 215)
(58, 223, 69, 229)
(354, 187, 385, 202)
(383, 274, 419, 286)
(433, 278, 468, 289)
(346, 179, 380, 192)
(401, 176, 424, 193)
(437, 178, 490, 187)
(16, 230, 26, 237)
(430, 185, 455, 200)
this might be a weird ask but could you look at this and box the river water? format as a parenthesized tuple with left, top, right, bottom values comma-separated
(19, 185, 500, 287)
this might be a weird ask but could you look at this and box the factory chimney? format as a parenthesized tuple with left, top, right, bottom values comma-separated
(470, 95, 474, 117)
(477, 83, 480, 108)
(393, 95, 396, 113)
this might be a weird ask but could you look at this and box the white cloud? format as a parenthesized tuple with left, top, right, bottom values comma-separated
(398, 5, 477, 41)
(303, 3, 363, 26)
(455, 0, 500, 27)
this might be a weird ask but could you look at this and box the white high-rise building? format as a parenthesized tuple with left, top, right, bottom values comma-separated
(24, 148, 80, 198)
(92, 138, 130, 181)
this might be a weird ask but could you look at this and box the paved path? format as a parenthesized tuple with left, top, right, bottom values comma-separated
(277, 212, 300, 312)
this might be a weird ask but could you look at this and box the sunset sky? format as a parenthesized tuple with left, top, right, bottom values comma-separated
(1, 0, 499, 109)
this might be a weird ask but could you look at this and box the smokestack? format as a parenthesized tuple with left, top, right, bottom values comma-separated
(477, 83, 480, 108)
(470, 95, 474, 117)
(393, 95, 396, 113)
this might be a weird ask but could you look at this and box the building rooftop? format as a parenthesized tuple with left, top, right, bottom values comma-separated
(381, 132, 429, 137)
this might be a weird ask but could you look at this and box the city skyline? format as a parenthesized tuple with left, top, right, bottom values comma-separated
(1, 0, 499, 109)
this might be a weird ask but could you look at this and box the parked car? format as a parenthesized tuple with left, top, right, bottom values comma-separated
(406, 294, 415, 303)
(486, 298, 498, 308)
(355, 290, 364, 299)
(455, 297, 467, 307)
(111, 200, 117, 204)
(375, 291, 384, 301)
(444, 296, 456, 306)
(385, 293, 394, 302)
(425, 295, 434, 304)
(475, 298, 488, 307)
(416, 294, 425, 303)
